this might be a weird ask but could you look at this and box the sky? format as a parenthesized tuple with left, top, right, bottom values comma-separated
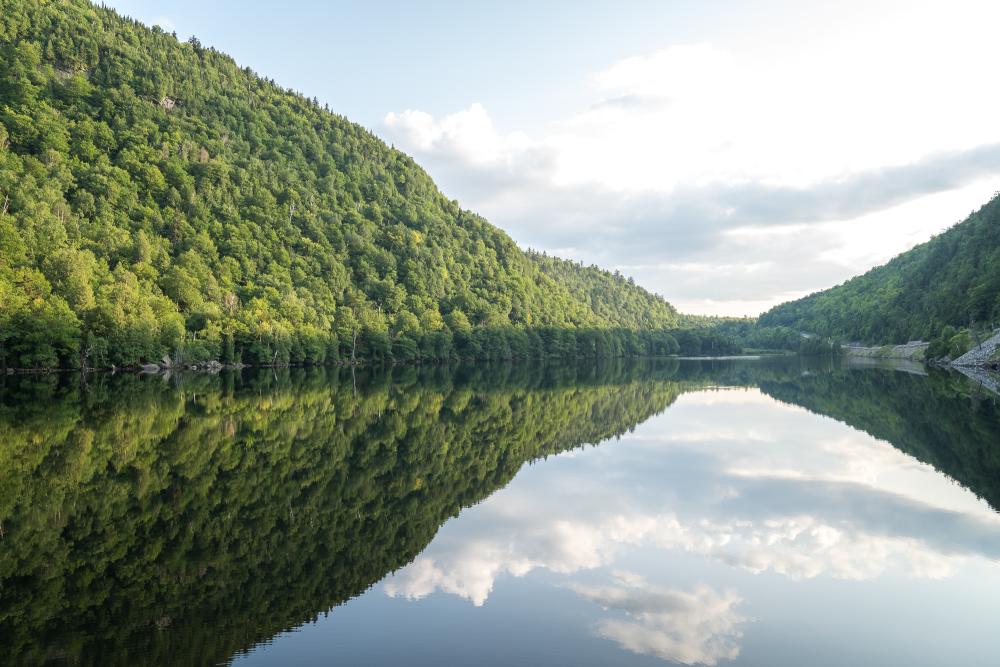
(104, 1, 1000, 315)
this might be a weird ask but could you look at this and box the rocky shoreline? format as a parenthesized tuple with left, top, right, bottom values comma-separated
(841, 339, 1000, 397)
(950, 330, 1000, 369)
(843, 332, 1000, 372)
(842, 341, 929, 361)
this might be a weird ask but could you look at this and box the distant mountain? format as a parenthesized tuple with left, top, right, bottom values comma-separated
(760, 194, 1000, 343)
(0, 0, 679, 369)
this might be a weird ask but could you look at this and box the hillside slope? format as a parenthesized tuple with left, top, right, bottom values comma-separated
(0, 0, 678, 369)
(760, 194, 1000, 343)
(526, 251, 678, 330)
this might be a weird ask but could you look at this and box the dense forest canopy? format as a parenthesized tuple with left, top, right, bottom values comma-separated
(760, 194, 1000, 344)
(526, 251, 678, 330)
(0, 0, 688, 370)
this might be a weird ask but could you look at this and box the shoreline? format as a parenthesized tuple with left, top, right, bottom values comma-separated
(842, 342, 928, 361)
(1, 352, 797, 376)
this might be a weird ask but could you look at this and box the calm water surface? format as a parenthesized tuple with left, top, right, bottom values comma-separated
(3, 358, 1000, 665)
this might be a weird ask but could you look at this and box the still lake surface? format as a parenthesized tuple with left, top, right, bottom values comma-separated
(3, 357, 1000, 666)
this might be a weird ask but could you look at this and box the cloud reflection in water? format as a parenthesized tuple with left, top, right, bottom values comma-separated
(570, 571, 745, 666)
(384, 389, 1000, 663)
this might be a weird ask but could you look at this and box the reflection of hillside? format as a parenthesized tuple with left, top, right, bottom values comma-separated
(3, 358, 998, 665)
(0, 361, 687, 666)
(659, 357, 1000, 514)
(757, 366, 1000, 512)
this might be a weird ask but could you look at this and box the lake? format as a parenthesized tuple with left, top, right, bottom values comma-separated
(3, 357, 1000, 666)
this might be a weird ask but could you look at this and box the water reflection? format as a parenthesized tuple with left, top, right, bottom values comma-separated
(3, 358, 1000, 666)
(569, 573, 745, 666)
(389, 387, 1000, 589)
(0, 361, 689, 666)
(380, 384, 1000, 663)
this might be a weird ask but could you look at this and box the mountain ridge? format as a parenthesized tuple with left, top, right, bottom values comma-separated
(0, 0, 681, 369)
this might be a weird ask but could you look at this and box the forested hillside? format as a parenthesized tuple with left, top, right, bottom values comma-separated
(760, 194, 1000, 344)
(526, 251, 678, 330)
(0, 0, 680, 370)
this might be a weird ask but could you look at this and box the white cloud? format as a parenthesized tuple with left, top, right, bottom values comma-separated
(385, 103, 541, 173)
(383, 4, 1000, 315)
(571, 574, 746, 666)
